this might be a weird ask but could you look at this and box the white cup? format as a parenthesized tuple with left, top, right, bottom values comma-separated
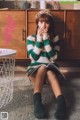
(40, 0, 46, 9)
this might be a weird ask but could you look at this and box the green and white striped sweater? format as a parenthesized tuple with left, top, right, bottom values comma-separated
(26, 33, 60, 75)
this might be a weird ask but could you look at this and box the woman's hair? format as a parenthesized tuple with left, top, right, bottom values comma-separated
(35, 10, 56, 39)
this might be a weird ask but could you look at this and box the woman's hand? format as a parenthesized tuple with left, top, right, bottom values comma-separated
(37, 26, 48, 36)
(43, 26, 48, 34)
(37, 27, 44, 36)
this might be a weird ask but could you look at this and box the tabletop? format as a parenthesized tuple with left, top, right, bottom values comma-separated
(0, 48, 17, 57)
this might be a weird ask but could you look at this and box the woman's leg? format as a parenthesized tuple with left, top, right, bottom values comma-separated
(34, 66, 47, 93)
(29, 66, 47, 93)
(47, 70, 67, 119)
(47, 70, 62, 97)
(29, 66, 47, 118)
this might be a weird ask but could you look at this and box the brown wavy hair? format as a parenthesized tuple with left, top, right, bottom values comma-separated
(35, 11, 56, 40)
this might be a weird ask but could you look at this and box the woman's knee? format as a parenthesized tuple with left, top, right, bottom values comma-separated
(47, 70, 57, 79)
(38, 66, 47, 73)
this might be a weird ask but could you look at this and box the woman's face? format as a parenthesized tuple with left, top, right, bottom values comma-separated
(38, 18, 50, 30)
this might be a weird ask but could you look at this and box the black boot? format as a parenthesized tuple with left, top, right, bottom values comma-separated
(33, 92, 46, 118)
(55, 95, 67, 120)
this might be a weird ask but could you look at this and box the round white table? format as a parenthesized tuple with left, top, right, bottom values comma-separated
(0, 48, 17, 108)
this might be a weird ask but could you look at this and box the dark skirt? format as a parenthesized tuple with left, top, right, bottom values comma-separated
(27, 63, 66, 81)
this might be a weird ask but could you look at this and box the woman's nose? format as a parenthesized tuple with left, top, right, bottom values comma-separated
(42, 22, 46, 27)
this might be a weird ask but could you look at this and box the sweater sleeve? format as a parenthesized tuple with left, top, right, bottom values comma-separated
(43, 33, 60, 61)
(26, 35, 43, 61)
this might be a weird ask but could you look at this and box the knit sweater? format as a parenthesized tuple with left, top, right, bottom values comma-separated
(26, 33, 60, 72)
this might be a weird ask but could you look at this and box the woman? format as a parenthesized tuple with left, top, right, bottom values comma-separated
(27, 10, 67, 119)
